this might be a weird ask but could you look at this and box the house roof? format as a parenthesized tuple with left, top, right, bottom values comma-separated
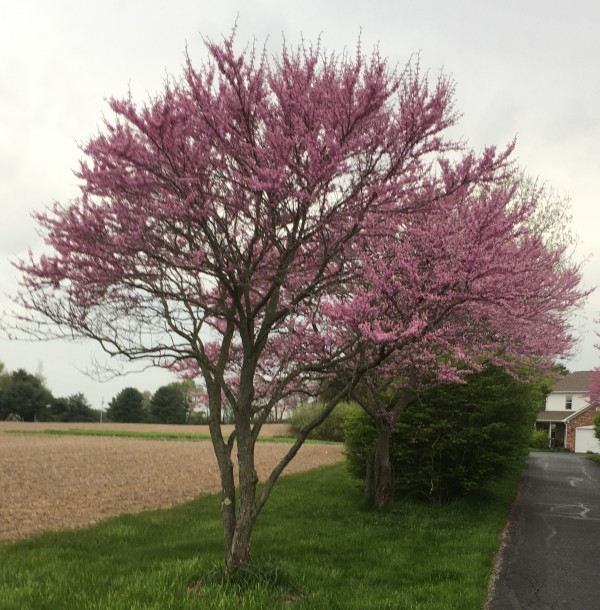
(537, 411, 572, 422)
(551, 371, 593, 393)
(537, 404, 596, 423)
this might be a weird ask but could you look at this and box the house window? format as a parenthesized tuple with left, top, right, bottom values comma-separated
(565, 395, 573, 410)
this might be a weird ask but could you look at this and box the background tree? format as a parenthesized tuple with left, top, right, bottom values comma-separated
(0, 369, 54, 421)
(51, 393, 97, 422)
(13, 32, 570, 571)
(167, 380, 204, 421)
(140, 390, 153, 422)
(0, 362, 6, 419)
(288, 401, 356, 441)
(150, 385, 187, 424)
(0, 361, 11, 394)
(106, 387, 145, 423)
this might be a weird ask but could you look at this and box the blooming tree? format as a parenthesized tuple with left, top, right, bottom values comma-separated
(588, 322, 600, 436)
(16, 33, 520, 569)
(588, 322, 600, 444)
(323, 179, 586, 507)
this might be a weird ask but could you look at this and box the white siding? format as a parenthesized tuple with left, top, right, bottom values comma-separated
(545, 392, 588, 412)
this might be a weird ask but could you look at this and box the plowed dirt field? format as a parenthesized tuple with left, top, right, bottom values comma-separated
(0, 423, 343, 542)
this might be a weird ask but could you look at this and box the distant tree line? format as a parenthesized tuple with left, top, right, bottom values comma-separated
(105, 381, 207, 424)
(0, 361, 206, 424)
(0, 361, 97, 422)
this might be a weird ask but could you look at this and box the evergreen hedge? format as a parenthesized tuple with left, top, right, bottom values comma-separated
(344, 366, 547, 501)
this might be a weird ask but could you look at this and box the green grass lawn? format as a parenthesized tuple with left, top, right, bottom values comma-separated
(0, 462, 520, 610)
(5, 427, 214, 441)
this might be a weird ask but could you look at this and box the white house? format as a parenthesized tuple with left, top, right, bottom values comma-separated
(536, 371, 600, 453)
(545, 371, 591, 412)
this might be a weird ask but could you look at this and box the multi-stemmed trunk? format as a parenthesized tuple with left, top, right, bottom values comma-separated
(364, 415, 395, 509)
(209, 378, 347, 574)
(371, 418, 394, 509)
(209, 396, 260, 573)
(211, 453, 258, 571)
(360, 390, 410, 510)
(204, 362, 250, 572)
(226, 422, 258, 571)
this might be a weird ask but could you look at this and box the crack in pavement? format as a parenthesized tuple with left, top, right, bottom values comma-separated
(549, 503, 591, 519)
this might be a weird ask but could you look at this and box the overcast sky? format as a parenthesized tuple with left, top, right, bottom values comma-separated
(1, 0, 599, 409)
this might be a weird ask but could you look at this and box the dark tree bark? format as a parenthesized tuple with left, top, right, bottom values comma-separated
(356, 386, 410, 510)
(372, 418, 394, 509)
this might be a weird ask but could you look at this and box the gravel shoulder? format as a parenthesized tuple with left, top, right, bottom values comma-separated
(0, 427, 343, 543)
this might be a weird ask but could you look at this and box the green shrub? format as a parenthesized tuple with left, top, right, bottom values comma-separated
(594, 410, 600, 445)
(531, 429, 550, 449)
(342, 408, 377, 479)
(288, 401, 359, 441)
(187, 410, 210, 425)
(344, 366, 545, 501)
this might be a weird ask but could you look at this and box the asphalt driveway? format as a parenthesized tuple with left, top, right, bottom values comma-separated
(487, 452, 600, 610)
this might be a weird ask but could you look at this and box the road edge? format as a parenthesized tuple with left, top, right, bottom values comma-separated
(483, 458, 529, 610)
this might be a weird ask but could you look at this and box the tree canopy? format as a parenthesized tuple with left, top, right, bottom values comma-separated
(51, 393, 97, 422)
(106, 387, 145, 423)
(0, 368, 53, 422)
(150, 385, 187, 424)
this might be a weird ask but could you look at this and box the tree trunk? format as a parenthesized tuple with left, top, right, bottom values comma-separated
(365, 447, 375, 502)
(206, 391, 239, 573)
(226, 517, 253, 571)
(212, 439, 237, 570)
(220, 459, 258, 574)
(224, 414, 258, 574)
(372, 419, 393, 509)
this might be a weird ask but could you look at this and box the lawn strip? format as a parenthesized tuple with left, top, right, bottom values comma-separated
(0, 461, 521, 609)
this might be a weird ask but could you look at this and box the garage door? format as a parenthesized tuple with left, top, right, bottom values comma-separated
(574, 426, 600, 453)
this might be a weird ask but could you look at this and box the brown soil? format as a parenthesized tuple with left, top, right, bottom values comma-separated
(0, 424, 343, 543)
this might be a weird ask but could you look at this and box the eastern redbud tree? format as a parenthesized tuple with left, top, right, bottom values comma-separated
(331, 180, 586, 508)
(13, 33, 583, 569)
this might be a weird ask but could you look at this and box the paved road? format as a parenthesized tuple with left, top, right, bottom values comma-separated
(488, 452, 600, 610)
